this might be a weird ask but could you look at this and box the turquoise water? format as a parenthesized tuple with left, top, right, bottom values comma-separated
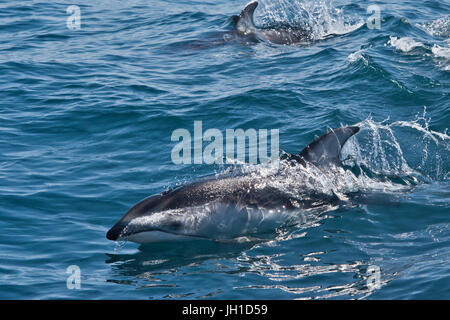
(0, 0, 449, 299)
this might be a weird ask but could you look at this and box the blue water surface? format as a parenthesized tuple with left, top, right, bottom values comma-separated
(0, 0, 449, 299)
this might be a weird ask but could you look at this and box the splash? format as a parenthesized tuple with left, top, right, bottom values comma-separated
(113, 239, 127, 252)
(257, 0, 364, 40)
(239, 109, 449, 199)
(417, 16, 450, 38)
(387, 36, 425, 53)
(348, 49, 369, 66)
(343, 109, 449, 182)
(432, 42, 450, 57)
(432, 41, 450, 70)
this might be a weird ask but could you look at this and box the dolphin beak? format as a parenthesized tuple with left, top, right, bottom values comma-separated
(106, 194, 163, 241)
(349, 126, 360, 134)
(106, 223, 125, 241)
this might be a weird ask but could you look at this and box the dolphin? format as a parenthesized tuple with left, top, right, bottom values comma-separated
(231, 1, 313, 45)
(106, 126, 360, 243)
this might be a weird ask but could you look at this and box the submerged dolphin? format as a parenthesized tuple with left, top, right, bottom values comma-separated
(106, 126, 360, 243)
(231, 1, 312, 45)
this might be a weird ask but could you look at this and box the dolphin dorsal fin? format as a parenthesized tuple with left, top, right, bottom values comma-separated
(297, 126, 360, 166)
(239, 1, 258, 27)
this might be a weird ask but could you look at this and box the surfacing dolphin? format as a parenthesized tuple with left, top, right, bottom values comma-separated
(231, 1, 313, 45)
(106, 126, 360, 243)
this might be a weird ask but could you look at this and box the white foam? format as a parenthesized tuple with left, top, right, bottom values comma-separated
(348, 49, 368, 66)
(432, 44, 450, 59)
(387, 36, 450, 70)
(431, 43, 450, 71)
(387, 36, 424, 52)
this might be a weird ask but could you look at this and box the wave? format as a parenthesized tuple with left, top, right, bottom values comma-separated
(387, 36, 450, 71)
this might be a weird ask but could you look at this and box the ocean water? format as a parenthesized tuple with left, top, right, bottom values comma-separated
(0, 0, 449, 300)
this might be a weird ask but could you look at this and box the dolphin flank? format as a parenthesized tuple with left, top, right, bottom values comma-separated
(106, 126, 360, 243)
(231, 1, 312, 45)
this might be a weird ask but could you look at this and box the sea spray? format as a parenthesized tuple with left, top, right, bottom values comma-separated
(258, 0, 364, 40)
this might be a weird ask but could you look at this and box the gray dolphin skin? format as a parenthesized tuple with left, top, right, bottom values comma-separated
(106, 126, 360, 243)
(231, 1, 312, 45)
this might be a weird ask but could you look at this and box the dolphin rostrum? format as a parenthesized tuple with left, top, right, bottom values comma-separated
(231, 1, 313, 45)
(106, 126, 360, 243)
